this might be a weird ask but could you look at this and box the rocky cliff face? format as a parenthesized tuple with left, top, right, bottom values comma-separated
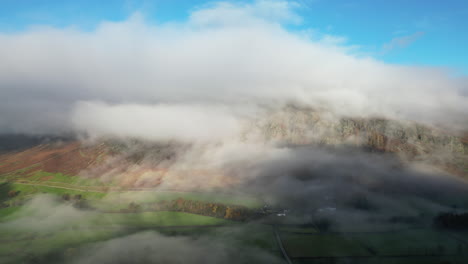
(249, 106, 467, 177)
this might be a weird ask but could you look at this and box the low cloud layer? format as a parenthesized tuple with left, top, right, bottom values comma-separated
(72, 102, 243, 142)
(0, 195, 92, 232)
(72, 231, 281, 264)
(0, 195, 281, 264)
(240, 146, 468, 229)
(1, 3, 467, 262)
(0, 1, 467, 138)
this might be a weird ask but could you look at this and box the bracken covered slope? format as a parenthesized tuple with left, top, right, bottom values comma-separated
(0, 141, 109, 177)
(1, 108, 467, 188)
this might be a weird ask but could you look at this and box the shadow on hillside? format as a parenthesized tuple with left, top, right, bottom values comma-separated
(241, 144, 468, 230)
(0, 134, 74, 154)
(0, 182, 20, 206)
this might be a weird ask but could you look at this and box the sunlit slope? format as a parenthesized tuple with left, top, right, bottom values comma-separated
(0, 141, 109, 180)
(0, 108, 466, 189)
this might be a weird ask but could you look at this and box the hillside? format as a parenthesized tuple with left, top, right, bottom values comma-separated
(0, 140, 232, 190)
(0, 141, 108, 176)
(1, 108, 467, 190)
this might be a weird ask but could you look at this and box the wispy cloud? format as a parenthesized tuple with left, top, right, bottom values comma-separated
(382, 31, 425, 53)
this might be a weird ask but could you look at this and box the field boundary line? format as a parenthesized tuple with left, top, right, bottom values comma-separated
(12, 181, 105, 193)
(273, 225, 293, 264)
(292, 253, 463, 260)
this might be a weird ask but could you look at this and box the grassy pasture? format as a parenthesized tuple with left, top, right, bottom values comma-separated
(90, 211, 233, 227)
(1, 179, 261, 213)
(0, 228, 121, 264)
(0, 182, 106, 207)
(292, 256, 468, 264)
(1, 167, 262, 210)
(350, 229, 466, 256)
(95, 191, 262, 210)
(281, 232, 370, 258)
(2, 171, 468, 264)
(0, 208, 236, 263)
(280, 229, 468, 264)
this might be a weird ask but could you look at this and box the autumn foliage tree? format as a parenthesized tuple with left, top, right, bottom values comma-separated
(147, 197, 251, 220)
(7, 190, 18, 198)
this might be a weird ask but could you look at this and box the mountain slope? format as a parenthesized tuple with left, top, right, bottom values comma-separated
(1, 108, 467, 189)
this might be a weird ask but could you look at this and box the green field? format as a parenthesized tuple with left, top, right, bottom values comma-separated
(94, 191, 262, 210)
(90, 211, 233, 227)
(2, 171, 468, 264)
(350, 229, 464, 256)
(0, 169, 262, 210)
(2, 202, 468, 264)
(292, 256, 468, 264)
(281, 233, 371, 257)
(0, 205, 238, 264)
(278, 229, 468, 264)
(0, 182, 106, 208)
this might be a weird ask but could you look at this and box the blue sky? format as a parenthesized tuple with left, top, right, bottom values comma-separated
(1, 0, 467, 74)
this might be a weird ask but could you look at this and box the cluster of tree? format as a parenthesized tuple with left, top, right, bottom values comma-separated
(7, 190, 19, 198)
(1, 189, 21, 208)
(121, 198, 252, 220)
(61, 193, 88, 209)
(158, 198, 251, 220)
(434, 212, 468, 229)
(123, 202, 141, 213)
(346, 193, 376, 211)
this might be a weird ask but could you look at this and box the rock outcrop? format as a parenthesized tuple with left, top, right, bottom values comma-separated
(249, 106, 467, 177)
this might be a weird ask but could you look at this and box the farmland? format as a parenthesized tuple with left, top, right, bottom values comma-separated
(1, 141, 468, 263)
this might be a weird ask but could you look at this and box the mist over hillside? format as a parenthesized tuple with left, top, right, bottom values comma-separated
(1, 1, 468, 264)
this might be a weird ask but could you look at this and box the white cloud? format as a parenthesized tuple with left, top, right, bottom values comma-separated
(189, 0, 302, 27)
(72, 102, 243, 142)
(0, 0, 466, 138)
